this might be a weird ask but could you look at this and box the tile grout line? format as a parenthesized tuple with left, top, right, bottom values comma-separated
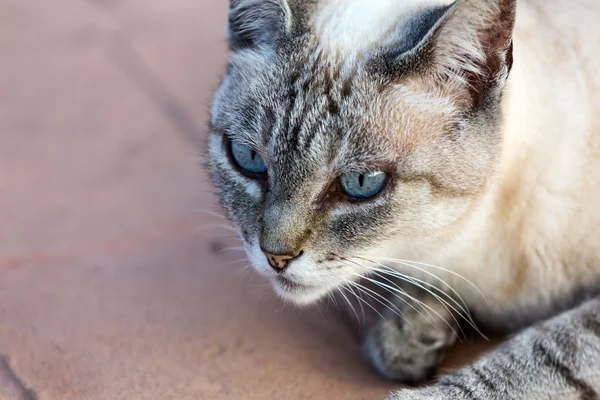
(105, 34, 205, 150)
(78, 0, 205, 150)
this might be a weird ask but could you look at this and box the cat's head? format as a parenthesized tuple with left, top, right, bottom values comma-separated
(208, 0, 516, 304)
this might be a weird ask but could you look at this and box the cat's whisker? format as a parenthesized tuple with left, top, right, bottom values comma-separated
(360, 256, 472, 313)
(234, 263, 254, 276)
(212, 235, 243, 240)
(337, 266, 412, 327)
(345, 268, 455, 336)
(367, 267, 465, 339)
(315, 301, 329, 323)
(341, 285, 386, 323)
(360, 256, 479, 328)
(346, 257, 475, 338)
(369, 262, 472, 322)
(372, 262, 486, 339)
(215, 246, 246, 254)
(364, 262, 487, 340)
(348, 280, 413, 328)
(190, 223, 239, 234)
(347, 284, 366, 322)
(365, 270, 439, 325)
(219, 258, 250, 267)
(343, 259, 440, 330)
(194, 209, 229, 220)
(370, 255, 490, 307)
(338, 288, 361, 324)
(369, 269, 438, 322)
(329, 291, 341, 312)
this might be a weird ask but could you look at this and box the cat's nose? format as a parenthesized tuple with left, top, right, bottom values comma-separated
(261, 249, 302, 271)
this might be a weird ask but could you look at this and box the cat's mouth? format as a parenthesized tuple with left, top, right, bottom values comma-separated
(275, 275, 307, 290)
(271, 275, 331, 305)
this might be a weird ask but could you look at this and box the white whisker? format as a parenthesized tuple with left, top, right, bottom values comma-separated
(220, 258, 250, 267)
(343, 260, 438, 330)
(374, 264, 471, 322)
(371, 256, 489, 307)
(341, 285, 386, 322)
(368, 267, 465, 339)
(216, 246, 246, 254)
(361, 256, 480, 328)
(371, 262, 486, 338)
(357, 257, 487, 339)
(192, 223, 238, 234)
(338, 288, 360, 323)
(195, 209, 228, 220)
(348, 270, 457, 337)
(338, 268, 414, 328)
(348, 280, 413, 328)
(347, 284, 366, 321)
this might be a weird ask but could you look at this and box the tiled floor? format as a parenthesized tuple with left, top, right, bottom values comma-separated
(0, 1, 495, 399)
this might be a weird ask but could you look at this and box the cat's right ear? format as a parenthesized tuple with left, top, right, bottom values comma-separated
(227, 0, 293, 51)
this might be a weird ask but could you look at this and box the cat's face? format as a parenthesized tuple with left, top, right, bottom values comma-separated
(208, 0, 515, 304)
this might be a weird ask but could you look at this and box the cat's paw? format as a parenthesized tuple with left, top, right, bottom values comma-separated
(363, 314, 456, 384)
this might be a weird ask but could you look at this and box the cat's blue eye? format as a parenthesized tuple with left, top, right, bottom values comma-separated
(229, 141, 267, 175)
(339, 171, 388, 200)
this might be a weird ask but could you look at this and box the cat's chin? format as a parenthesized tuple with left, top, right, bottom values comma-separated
(270, 276, 333, 306)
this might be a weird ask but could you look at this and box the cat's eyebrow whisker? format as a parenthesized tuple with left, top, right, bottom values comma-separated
(370, 255, 489, 307)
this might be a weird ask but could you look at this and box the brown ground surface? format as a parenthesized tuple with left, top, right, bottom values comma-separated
(0, 1, 498, 399)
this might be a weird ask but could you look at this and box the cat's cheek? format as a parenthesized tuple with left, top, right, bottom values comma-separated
(245, 242, 274, 277)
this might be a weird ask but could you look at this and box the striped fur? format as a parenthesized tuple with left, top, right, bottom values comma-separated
(388, 297, 600, 399)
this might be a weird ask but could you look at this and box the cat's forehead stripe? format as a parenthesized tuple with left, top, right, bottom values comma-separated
(311, 0, 457, 58)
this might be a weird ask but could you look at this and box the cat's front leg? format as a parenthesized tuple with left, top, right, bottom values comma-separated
(387, 297, 600, 400)
(362, 282, 459, 384)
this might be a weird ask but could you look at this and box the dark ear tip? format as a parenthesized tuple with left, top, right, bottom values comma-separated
(366, 3, 459, 77)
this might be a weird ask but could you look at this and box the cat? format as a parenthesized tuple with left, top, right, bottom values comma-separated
(207, 0, 600, 398)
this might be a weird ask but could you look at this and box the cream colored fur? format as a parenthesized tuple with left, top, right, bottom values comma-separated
(379, 0, 600, 319)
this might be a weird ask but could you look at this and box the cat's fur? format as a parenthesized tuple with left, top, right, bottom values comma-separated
(208, 0, 600, 398)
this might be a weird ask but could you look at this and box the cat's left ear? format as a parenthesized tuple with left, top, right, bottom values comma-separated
(373, 0, 517, 107)
(227, 0, 293, 51)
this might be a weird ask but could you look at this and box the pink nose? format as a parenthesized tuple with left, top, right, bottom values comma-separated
(261, 250, 301, 271)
